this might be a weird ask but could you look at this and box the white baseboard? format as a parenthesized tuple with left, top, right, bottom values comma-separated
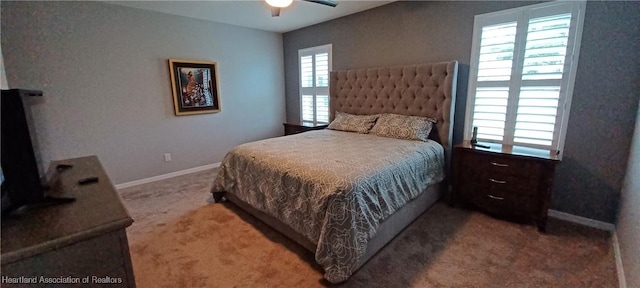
(547, 210, 624, 287)
(114, 162, 220, 190)
(547, 209, 615, 231)
(612, 231, 627, 288)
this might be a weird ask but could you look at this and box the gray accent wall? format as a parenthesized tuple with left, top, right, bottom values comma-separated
(283, 1, 640, 222)
(284, 1, 542, 147)
(618, 95, 640, 287)
(552, 1, 640, 223)
(1, 1, 285, 184)
(0, 45, 8, 89)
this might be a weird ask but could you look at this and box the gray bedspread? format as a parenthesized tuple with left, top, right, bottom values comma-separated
(211, 129, 445, 283)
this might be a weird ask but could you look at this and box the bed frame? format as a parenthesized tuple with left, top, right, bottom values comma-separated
(214, 60, 458, 277)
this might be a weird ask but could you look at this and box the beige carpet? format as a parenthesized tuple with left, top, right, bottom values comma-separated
(120, 168, 618, 288)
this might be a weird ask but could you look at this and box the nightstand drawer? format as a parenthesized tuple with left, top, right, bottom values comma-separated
(472, 190, 540, 216)
(458, 181, 538, 209)
(467, 152, 543, 181)
(458, 167, 540, 196)
(284, 126, 306, 135)
(479, 174, 539, 196)
(283, 122, 328, 136)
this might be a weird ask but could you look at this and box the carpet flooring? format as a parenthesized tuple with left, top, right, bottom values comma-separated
(120, 168, 618, 287)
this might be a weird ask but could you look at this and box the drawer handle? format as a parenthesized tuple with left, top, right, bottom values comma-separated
(489, 178, 507, 184)
(491, 162, 509, 167)
(488, 194, 504, 200)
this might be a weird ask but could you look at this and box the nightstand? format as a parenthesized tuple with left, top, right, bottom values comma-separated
(452, 140, 559, 232)
(283, 122, 328, 136)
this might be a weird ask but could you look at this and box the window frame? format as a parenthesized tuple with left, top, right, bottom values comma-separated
(463, 1, 586, 158)
(298, 44, 332, 124)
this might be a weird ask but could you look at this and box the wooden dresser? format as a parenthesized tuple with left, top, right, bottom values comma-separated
(452, 141, 559, 232)
(283, 121, 328, 136)
(1, 156, 135, 287)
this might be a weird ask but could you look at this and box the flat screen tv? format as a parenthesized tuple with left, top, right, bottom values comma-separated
(1, 89, 73, 217)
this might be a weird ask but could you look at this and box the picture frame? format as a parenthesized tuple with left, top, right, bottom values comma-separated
(168, 59, 221, 116)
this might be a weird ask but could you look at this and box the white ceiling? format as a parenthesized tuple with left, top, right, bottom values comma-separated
(106, 1, 395, 33)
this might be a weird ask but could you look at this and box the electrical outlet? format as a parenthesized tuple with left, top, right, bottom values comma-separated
(164, 153, 172, 162)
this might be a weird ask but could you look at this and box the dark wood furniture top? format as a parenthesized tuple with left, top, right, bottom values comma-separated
(1, 156, 133, 264)
(452, 140, 560, 232)
(1, 156, 135, 288)
(283, 121, 328, 136)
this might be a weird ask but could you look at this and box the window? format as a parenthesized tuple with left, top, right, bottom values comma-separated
(299, 44, 332, 124)
(464, 1, 586, 156)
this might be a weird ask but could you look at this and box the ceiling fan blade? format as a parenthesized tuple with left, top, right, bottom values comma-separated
(302, 0, 338, 7)
(271, 7, 281, 17)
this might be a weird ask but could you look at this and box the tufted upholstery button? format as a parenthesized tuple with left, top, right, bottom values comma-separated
(329, 62, 455, 145)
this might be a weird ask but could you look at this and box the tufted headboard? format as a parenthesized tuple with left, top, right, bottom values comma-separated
(329, 61, 458, 150)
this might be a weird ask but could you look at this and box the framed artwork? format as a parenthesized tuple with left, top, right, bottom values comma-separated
(168, 59, 221, 115)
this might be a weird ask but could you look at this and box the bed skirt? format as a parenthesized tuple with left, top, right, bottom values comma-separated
(219, 182, 442, 275)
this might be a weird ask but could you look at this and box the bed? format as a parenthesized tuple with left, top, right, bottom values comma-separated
(211, 61, 458, 283)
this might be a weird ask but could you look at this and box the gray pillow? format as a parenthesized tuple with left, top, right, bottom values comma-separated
(327, 112, 379, 134)
(370, 113, 437, 141)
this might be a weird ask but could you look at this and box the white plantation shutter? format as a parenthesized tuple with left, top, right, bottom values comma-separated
(472, 21, 517, 141)
(316, 95, 329, 123)
(514, 13, 571, 147)
(465, 1, 585, 155)
(315, 53, 329, 87)
(299, 44, 332, 124)
(301, 95, 314, 122)
(300, 55, 313, 88)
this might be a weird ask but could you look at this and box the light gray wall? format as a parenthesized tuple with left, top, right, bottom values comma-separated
(283, 1, 640, 222)
(1, 1, 285, 184)
(618, 100, 640, 287)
